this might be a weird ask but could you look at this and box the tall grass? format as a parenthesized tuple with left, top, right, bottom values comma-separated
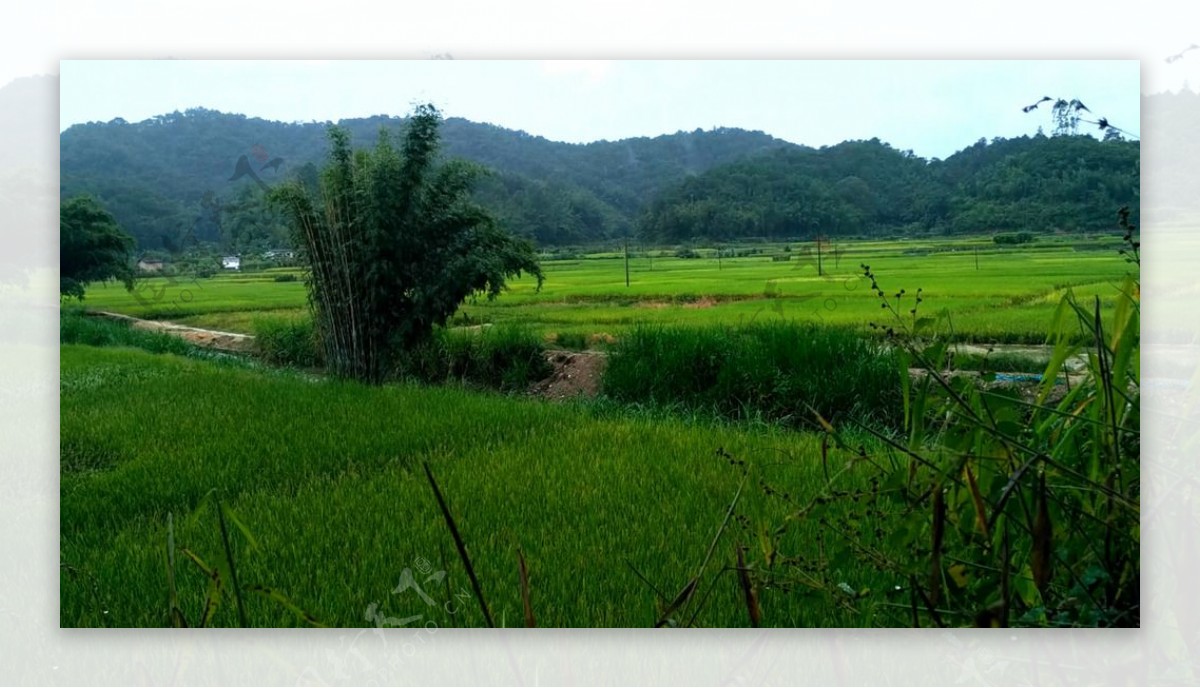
(251, 316, 323, 369)
(602, 321, 902, 429)
(747, 241, 1140, 628)
(396, 324, 551, 392)
(248, 315, 551, 391)
(60, 309, 196, 357)
(61, 344, 859, 627)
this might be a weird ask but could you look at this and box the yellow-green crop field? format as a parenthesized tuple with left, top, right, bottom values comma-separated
(82, 235, 1134, 344)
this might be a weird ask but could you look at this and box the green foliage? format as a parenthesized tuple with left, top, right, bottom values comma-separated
(63, 344, 855, 627)
(642, 139, 930, 241)
(601, 322, 902, 429)
(60, 195, 136, 300)
(221, 184, 291, 254)
(80, 235, 1132, 346)
(60, 309, 196, 357)
(251, 316, 322, 368)
(396, 324, 551, 392)
(551, 331, 590, 350)
(993, 231, 1035, 245)
(270, 104, 544, 382)
(641, 135, 1139, 242)
(745, 227, 1139, 627)
(60, 104, 1140, 250)
(59, 107, 795, 250)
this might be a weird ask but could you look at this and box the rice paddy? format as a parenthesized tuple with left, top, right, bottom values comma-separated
(81, 236, 1133, 344)
(61, 233, 1139, 627)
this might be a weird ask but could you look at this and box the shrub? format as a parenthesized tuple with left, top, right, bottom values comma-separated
(601, 321, 902, 429)
(994, 231, 1036, 245)
(675, 248, 701, 259)
(396, 324, 551, 392)
(751, 243, 1140, 628)
(272, 273, 299, 283)
(252, 317, 322, 368)
(551, 331, 590, 351)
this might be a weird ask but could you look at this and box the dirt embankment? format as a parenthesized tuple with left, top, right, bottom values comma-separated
(91, 311, 255, 354)
(528, 350, 606, 400)
(89, 311, 1092, 405)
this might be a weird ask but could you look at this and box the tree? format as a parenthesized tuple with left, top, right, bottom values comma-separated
(60, 195, 135, 300)
(221, 184, 290, 254)
(271, 104, 543, 382)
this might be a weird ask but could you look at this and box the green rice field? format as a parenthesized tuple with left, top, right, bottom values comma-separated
(81, 236, 1133, 344)
(61, 234, 1141, 627)
(61, 344, 895, 628)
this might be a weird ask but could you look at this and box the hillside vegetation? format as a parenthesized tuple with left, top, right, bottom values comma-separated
(60, 108, 1138, 251)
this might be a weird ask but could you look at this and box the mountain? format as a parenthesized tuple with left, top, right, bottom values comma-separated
(59, 103, 1145, 251)
(59, 108, 795, 250)
(640, 134, 1140, 242)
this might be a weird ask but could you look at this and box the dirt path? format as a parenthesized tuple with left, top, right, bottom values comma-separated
(90, 311, 255, 354)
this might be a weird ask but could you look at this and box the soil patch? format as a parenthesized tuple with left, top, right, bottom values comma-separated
(682, 296, 718, 309)
(529, 349, 607, 401)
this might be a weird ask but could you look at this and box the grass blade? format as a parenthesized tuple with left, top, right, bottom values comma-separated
(678, 474, 747, 627)
(736, 545, 762, 627)
(216, 498, 249, 627)
(247, 585, 326, 627)
(963, 463, 989, 539)
(518, 549, 536, 628)
(165, 512, 187, 627)
(423, 461, 495, 628)
(655, 579, 697, 628)
(220, 501, 261, 553)
(1031, 472, 1053, 594)
(181, 548, 222, 628)
(625, 559, 668, 603)
(930, 485, 945, 606)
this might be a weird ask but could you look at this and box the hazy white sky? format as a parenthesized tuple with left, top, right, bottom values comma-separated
(59, 60, 1140, 160)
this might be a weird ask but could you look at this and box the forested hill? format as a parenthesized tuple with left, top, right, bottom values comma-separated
(640, 134, 1140, 242)
(59, 108, 793, 250)
(60, 106, 1140, 252)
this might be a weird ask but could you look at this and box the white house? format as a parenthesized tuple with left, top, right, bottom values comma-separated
(221, 255, 241, 271)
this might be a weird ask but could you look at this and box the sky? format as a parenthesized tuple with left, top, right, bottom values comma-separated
(59, 60, 1141, 161)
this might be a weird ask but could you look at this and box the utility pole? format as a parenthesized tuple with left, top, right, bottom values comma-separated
(624, 235, 630, 287)
(975, 245, 980, 271)
(816, 235, 824, 277)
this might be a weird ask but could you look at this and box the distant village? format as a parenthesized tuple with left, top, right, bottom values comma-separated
(136, 249, 296, 274)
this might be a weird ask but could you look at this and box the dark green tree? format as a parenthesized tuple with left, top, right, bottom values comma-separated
(221, 184, 290, 254)
(271, 104, 543, 382)
(59, 195, 136, 300)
